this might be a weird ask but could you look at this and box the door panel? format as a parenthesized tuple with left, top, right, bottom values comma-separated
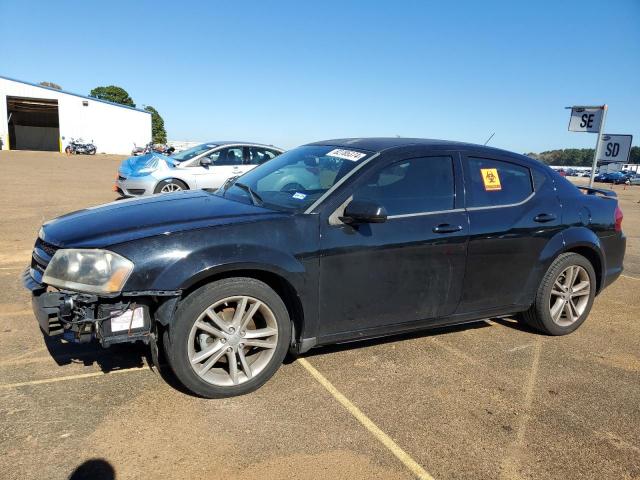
(193, 147, 243, 189)
(319, 211, 469, 336)
(456, 155, 562, 313)
(317, 154, 469, 338)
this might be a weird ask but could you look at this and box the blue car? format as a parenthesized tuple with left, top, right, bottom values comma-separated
(595, 172, 627, 184)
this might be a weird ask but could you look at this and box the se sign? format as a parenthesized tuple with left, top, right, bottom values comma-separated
(568, 107, 604, 133)
(596, 134, 633, 164)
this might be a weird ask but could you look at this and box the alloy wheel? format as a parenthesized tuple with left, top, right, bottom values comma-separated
(160, 183, 183, 193)
(187, 296, 278, 386)
(549, 265, 591, 327)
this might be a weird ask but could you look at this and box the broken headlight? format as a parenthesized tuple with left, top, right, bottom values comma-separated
(43, 249, 134, 294)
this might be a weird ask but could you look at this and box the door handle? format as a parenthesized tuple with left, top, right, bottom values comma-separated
(432, 224, 463, 234)
(534, 213, 557, 223)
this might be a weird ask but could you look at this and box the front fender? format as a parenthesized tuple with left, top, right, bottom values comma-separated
(113, 216, 318, 295)
(166, 244, 307, 292)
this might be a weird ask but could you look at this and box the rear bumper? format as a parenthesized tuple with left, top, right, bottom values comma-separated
(601, 233, 626, 291)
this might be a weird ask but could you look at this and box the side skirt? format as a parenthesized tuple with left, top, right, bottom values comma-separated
(297, 304, 528, 354)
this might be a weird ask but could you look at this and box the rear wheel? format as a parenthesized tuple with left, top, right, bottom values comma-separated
(154, 179, 188, 194)
(521, 253, 596, 335)
(163, 278, 291, 398)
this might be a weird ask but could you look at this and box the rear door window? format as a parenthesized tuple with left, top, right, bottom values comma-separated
(465, 158, 533, 208)
(247, 147, 279, 165)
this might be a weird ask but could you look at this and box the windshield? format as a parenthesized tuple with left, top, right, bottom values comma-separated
(171, 143, 217, 162)
(219, 145, 371, 212)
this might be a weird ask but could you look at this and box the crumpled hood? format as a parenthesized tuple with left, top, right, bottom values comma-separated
(41, 190, 286, 248)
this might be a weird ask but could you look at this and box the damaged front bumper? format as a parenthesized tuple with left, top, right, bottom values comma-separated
(23, 268, 180, 347)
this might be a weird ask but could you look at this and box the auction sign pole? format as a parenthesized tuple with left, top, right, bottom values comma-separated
(566, 105, 607, 187)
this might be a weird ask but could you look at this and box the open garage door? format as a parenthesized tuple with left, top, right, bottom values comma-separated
(7, 96, 60, 151)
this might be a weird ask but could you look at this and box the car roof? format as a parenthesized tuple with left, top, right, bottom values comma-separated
(305, 137, 519, 156)
(202, 141, 283, 150)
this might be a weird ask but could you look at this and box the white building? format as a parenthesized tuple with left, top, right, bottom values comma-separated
(0, 75, 151, 154)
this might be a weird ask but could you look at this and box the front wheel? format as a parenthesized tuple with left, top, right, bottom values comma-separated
(163, 278, 291, 398)
(154, 178, 188, 194)
(520, 253, 596, 335)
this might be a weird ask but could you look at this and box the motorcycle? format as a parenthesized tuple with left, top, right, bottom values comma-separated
(131, 143, 145, 156)
(140, 142, 175, 156)
(65, 138, 97, 155)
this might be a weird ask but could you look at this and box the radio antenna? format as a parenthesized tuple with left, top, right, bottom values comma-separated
(484, 132, 495, 146)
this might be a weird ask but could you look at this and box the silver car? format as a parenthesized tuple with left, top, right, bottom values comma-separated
(115, 141, 284, 196)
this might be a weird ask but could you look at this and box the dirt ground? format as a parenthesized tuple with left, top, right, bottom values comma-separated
(0, 151, 638, 480)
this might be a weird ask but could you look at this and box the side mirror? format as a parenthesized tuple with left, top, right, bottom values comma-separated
(200, 157, 212, 167)
(340, 200, 387, 224)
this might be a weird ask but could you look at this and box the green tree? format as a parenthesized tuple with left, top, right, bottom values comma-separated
(39, 81, 62, 90)
(89, 85, 135, 107)
(144, 105, 167, 144)
(527, 146, 640, 167)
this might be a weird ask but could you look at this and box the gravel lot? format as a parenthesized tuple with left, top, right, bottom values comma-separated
(0, 151, 638, 480)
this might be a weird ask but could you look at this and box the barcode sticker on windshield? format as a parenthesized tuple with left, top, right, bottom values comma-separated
(326, 149, 367, 161)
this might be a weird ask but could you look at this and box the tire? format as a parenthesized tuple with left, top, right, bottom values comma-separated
(521, 253, 596, 335)
(154, 178, 188, 194)
(163, 278, 291, 398)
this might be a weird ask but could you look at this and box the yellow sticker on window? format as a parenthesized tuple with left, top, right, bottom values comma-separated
(481, 168, 502, 191)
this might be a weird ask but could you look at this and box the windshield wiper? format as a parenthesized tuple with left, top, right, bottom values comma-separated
(234, 182, 264, 206)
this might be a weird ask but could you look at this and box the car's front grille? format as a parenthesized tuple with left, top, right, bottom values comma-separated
(31, 238, 59, 283)
(37, 239, 58, 257)
(127, 189, 145, 195)
(118, 175, 127, 181)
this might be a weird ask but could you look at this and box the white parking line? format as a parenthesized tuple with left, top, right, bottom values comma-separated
(621, 274, 639, 281)
(0, 366, 149, 389)
(298, 358, 435, 480)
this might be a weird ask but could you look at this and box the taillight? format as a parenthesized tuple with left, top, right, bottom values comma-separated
(615, 205, 623, 232)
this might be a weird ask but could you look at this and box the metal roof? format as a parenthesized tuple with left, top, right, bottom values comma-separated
(0, 74, 151, 114)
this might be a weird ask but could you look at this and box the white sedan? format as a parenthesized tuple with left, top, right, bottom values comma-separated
(115, 141, 284, 196)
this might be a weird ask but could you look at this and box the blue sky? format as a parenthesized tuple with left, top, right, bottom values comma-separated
(1, 0, 638, 152)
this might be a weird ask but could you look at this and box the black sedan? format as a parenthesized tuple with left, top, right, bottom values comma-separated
(25, 138, 626, 398)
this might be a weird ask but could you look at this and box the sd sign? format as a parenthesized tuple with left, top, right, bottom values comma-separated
(596, 134, 633, 164)
(568, 107, 604, 133)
